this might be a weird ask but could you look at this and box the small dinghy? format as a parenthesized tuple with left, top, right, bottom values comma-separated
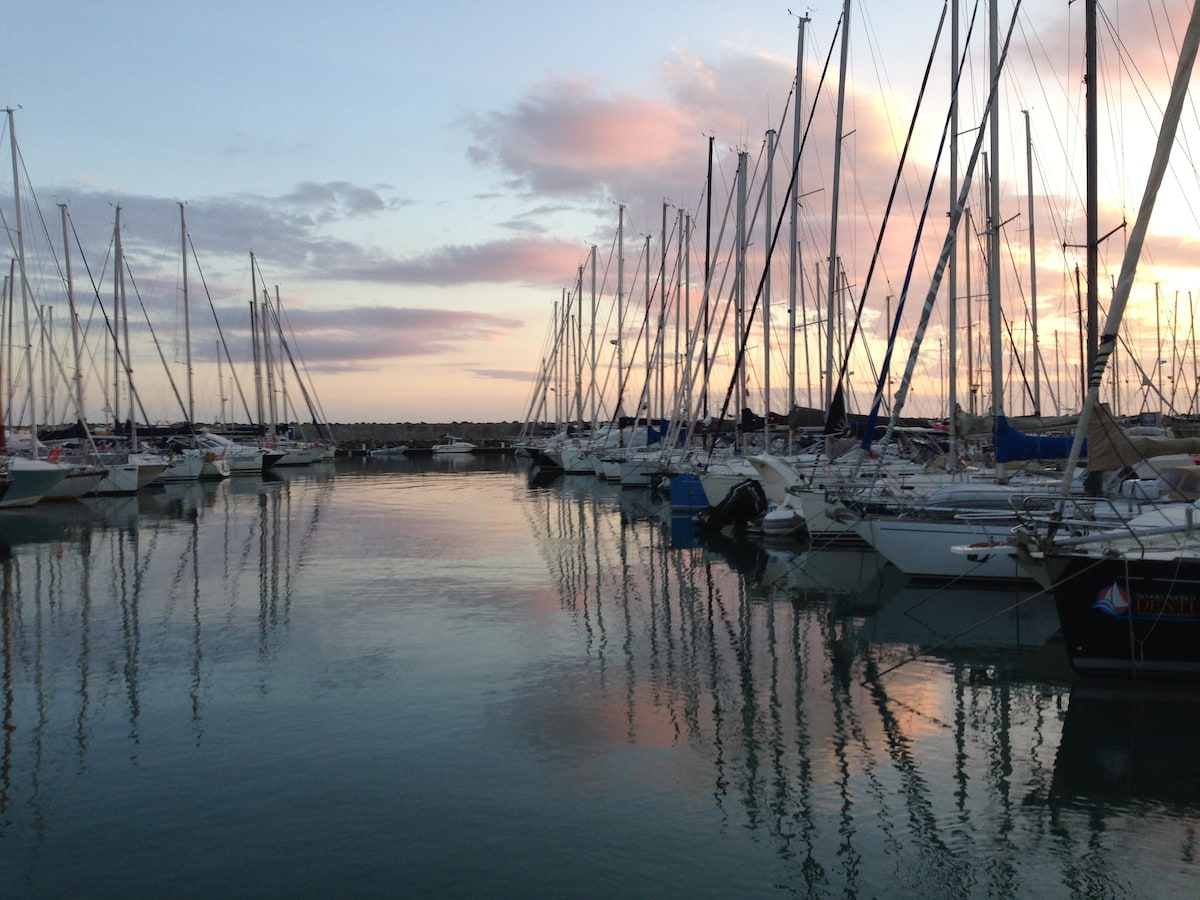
(756, 503, 809, 539)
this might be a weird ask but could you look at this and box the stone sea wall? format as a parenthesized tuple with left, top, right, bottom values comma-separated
(321, 422, 527, 452)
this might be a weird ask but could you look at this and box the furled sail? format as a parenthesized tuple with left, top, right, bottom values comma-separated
(1087, 403, 1200, 472)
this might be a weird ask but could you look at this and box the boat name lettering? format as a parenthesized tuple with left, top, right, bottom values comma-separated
(1132, 593, 1199, 619)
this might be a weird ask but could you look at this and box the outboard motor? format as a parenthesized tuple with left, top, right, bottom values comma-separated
(694, 478, 768, 535)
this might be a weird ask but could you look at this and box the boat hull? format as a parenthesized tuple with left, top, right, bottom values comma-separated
(854, 515, 1030, 583)
(0, 459, 67, 507)
(43, 466, 106, 500)
(1047, 554, 1200, 678)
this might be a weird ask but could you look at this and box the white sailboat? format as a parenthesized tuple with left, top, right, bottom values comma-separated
(51, 202, 170, 495)
(2, 109, 69, 505)
(250, 266, 334, 465)
(144, 205, 231, 485)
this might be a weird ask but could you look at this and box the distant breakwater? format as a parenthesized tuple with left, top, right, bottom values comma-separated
(323, 422, 525, 455)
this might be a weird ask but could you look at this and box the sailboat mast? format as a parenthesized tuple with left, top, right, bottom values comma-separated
(8, 108, 39, 453)
(703, 138, 713, 419)
(948, 0, 960, 462)
(826, 0, 851, 411)
(39, 307, 49, 427)
(263, 289, 278, 432)
(250, 253, 264, 429)
(112, 208, 122, 427)
(575, 263, 585, 427)
(589, 244, 598, 427)
(1024, 109, 1041, 415)
(59, 204, 88, 437)
(550, 297, 560, 426)
(644, 233, 651, 422)
(616, 204, 625, 421)
(217, 340, 225, 428)
(765, 129, 775, 451)
(735, 150, 748, 445)
(274, 285, 289, 432)
(1085, 0, 1099, 384)
(682, 214, 691, 427)
(790, 15, 809, 416)
(180, 202, 194, 424)
(661, 205, 669, 423)
(987, 0, 1005, 435)
(1060, 0, 1200, 488)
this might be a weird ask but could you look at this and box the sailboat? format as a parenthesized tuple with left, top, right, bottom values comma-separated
(139, 205, 230, 484)
(831, 1, 1114, 578)
(45, 202, 172, 495)
(250, 265, 331, 466)
(1, 109, 69, 505)
(1007, 2, 1200, 678)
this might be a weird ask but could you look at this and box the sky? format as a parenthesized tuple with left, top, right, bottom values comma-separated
(2, 1, 1199, 427)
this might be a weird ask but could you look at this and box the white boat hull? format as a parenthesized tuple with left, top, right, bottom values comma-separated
(853, 515, 1028, 583)
(43, 465, 107, 500)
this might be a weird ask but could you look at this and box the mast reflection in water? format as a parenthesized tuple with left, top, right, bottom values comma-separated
(0, 455, 1197, 897)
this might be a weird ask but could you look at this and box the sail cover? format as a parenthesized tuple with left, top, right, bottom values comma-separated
(994, 415, 1083, 463)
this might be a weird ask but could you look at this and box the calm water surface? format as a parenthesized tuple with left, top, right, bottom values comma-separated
(2, 455, 1199, 898)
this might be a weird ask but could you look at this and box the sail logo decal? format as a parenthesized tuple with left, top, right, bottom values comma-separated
(1091, 582, 1200, 621)
(1092, 583, 1129, 616)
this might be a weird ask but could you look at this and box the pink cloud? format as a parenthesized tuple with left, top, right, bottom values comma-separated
(334, 235, 591, 288)
(467, 76, 697, 195)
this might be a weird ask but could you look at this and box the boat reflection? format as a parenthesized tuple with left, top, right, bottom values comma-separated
(137, 480, 221, 518)
(1036, 683, 1200, 894)
(1053, 684, 1200, 810)
(865, 580, 1063, 657)
(522, 469, 1080, 895)
(0, 471, 333, 791)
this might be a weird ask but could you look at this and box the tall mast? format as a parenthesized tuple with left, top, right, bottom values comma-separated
(39, 307, 49, 428)
(552, 297, 561, 426)
(965, 206, 975, 414)
(217, 340, 225, 428)
(589, 245, 598, 427)
(826, 0, 851, 411)
(659, 202, 668, 421)
(113, 207, 122, 427)
(1024, 109, 1041, 414)
(790, 15, 809, 416)
(180, 202, 194, 424)
(1085, 0, 1098, 384)
(735, 150, 748, 446)
(703, 137, 713, 419)
(948, 0, 960, 462)
(59, 204, 87, 437)
(1060, 0, 1200, 487)
(274, 285, 289, 431)
(987, 0, 1005, 439)
(575, 263, 585, 426)
(764, 128, 775, 451)
(676, 208, 685, 424)
(682, 213, 691, 427)
(1081, 0, 1102, 492)
(616, 204, 625, 421)
(644, 232, 651, 422)
(263, 288, 278, 432)
(8, 108, 39, 453)
(250, 253, 264, 429)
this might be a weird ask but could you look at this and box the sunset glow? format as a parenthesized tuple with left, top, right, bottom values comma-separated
(2, 1, 1197, 426)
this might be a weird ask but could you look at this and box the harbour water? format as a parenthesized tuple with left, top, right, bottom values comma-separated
(2, 454, 1199, 898)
